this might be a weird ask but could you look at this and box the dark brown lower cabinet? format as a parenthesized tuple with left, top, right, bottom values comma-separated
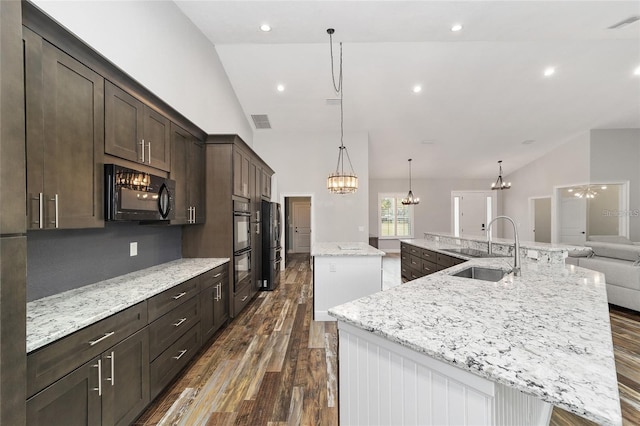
(200, 266, 229, 343)
(401, 242, 466, 281)
(26, 328, 149, 426)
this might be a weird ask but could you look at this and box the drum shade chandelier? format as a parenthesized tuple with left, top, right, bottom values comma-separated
(491, 160, 511, 190)
(326, 28, 358, 194)
(401, 159, 420, 205)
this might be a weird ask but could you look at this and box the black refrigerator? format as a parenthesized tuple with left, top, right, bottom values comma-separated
(261, 201, 282, 290)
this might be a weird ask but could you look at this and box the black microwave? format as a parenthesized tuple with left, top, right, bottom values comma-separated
(105, 164, 175, 221)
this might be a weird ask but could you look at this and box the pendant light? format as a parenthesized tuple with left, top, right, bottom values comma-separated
(326, 28, 358, 194)
(401, 159, 420, 205)
(490, 160, 511, 190)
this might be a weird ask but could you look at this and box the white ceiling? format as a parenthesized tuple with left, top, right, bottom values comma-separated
(175, 1, 640, 180)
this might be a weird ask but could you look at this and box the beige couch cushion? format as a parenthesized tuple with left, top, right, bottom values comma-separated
(587, 235, 633, 245)
(585, 241, 640, 262)
(578, 257, 640, 291)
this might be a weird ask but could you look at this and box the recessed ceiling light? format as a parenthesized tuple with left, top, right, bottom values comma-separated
(260, 24, 272, 32)
(276, 84, 285, 92)
(634, 66, 640, 76)
(451, 24, 463, 32)
(543, 67, 556, 77)
(412, 85, 422, 93)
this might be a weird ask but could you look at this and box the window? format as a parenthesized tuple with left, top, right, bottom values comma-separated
(379, 193, 414, 238)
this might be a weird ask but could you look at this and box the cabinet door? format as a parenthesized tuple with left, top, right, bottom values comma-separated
(170, 123, 189, 224)
(105, 81, 144, 164)
(25, 30, 104, 230)
(214, 279, 229, 328)
(143, 106, 171, 171)
(262, 170, 272, 199)
(200, 285, 215, 342)
(27, 357, 102, 426)
(188, 140, 205, 224)
(233, 148, 250, 197)
(101, 328, 150, 426)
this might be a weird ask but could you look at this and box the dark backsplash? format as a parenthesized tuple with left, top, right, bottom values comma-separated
(27, 222, 182, 301)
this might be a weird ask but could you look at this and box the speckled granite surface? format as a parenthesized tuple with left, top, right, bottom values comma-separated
(421, 231, 592, 263)
(329, 257, 621, 425)
(311, 242, 385, 257)
(27, 258, 229, 353)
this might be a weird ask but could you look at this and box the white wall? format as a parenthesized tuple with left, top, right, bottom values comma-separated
(31, 0, 253, 143)
(502, 132, 591, 241)
(253, 131, 369, 243)
(590, 128, 640, 240)
(369, 178, 489, 251)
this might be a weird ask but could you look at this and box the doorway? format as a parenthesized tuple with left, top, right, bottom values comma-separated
(530, 197, 552, 243)
(285, 197, 311, 254)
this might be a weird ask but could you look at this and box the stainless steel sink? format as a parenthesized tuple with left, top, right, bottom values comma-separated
(451, 267, 508, 282)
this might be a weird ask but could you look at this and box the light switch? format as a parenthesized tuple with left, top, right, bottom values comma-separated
(130, 242, 138, 257)
(329, 263, 336, 272)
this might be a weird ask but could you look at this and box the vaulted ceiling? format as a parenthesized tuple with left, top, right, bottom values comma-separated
(175, 1, 640, 180)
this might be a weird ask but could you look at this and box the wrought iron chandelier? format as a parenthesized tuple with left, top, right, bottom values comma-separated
(490, 160, 511, 190)
(326, 28, 358, 194)
(401, 159, 420, 205)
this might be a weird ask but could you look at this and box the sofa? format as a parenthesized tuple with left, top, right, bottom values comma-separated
(567, 235, 640, 312)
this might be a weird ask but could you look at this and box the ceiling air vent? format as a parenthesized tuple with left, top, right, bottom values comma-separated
(251, 114, 271, 129)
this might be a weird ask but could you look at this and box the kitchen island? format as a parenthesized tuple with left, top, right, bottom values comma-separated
(329, 239, 620, 426)
(312, 242, 385, 321)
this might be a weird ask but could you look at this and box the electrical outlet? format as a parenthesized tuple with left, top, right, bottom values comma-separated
(329, 263, 336, 272)
(130, 242, 138, 257)
(527, 249, 539, 260)
(358, 226, 364, 232)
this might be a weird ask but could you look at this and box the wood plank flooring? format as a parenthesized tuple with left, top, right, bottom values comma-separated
(136, 253, 640, 425)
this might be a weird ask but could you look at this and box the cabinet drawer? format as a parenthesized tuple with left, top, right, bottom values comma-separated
(233, 283, 251, 316)
(408, 245, 421, 256)
(401, 265, 411, 280)
(401, 252, 409, 263)
(422, 259, 438, 275)
(409, 255, 422, 269)
(421, 249, 437, 262)
(27, 302, 147, 398)
(409, 269, 422, 281)
(149, 297, 200, 361)
(148, 277, 200, 322)
(149, 324, 201, 399)
(400, 243, 409, 254)
(200, 264, 228, 290)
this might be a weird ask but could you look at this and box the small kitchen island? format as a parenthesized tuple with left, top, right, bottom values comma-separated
(329, 237, 621, 426)
(312, 242, 385, 321)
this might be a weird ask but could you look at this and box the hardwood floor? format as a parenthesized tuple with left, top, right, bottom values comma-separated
(135, 254, 338, 425)
(137, 253, 640, 425)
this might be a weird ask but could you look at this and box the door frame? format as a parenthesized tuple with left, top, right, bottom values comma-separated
(450, 190, 498, 237)
(552, 181, 629, 244)
(528, 195, 552, 243)
(280, 192, 314, 270)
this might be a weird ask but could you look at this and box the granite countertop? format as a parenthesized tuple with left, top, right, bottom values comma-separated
(27, 258, 229, 353)
(329, 241, 621, 425)
(422, 231, 591, 255)
(311, 242, 386, 257)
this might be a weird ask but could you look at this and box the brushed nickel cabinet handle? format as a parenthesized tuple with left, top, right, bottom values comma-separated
(173, 349, 187, 360)
(193, 206, 196, 222)
(241, 295, 248, 302)
(31, 193, 43, 228)
(147, 142, 151, 165)
(173, 292, 187, 300)
(140, 139, 145, 163)
(89, 331, 115, 346)
(105, 351, 115, 386)
(93, 359, 102, 396)
(173, 318, 187, 327)
(49, 194, 59, 228)
(213, 273, 222, 278)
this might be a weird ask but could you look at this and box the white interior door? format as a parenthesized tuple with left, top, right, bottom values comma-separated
(292, 201, 311, 253)
(560, 198, 587, 244)
(453, 191, 495, 237)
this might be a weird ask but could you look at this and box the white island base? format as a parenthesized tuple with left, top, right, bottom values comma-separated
(312, 243, 384, 321)
(338, 322, 552, 426)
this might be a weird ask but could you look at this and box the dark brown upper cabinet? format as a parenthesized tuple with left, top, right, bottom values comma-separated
(233, 146, 251, 199)
(170, 123, 205, 225)
(24, 28, 104, 230)
(105, 81, 171, 172)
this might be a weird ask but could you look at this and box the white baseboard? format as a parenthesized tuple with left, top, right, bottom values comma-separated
(382, 249, 400, 254)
